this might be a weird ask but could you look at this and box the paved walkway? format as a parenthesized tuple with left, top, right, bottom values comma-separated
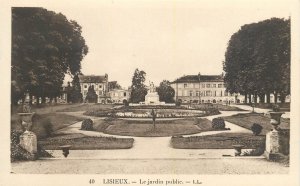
(233, 104, 290, 118)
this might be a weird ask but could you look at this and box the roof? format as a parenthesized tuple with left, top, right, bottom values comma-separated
(172, 74, 224, 83)
(79, 75, 107, 83)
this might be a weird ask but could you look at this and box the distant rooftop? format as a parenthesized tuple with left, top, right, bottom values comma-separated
(79, 74, 108, 83)
(172, 74, 224, 83)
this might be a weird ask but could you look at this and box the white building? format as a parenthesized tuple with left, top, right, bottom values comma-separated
(170, 73, 244, 104)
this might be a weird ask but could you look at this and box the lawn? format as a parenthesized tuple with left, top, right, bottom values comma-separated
(171, 132, 265, 149)
(223, 112, 290, 135)
(11, 112, 85, 139)
(38, 133, 134, 150)
(93, 118, 217, 137)
(56, 103, 114, 112)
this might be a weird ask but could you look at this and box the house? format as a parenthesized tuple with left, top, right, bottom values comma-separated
(79, 74, 109, 103)
(108, 89, 131, 104)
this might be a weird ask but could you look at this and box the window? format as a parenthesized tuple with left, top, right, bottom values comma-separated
(202, 84, 205, 88)
(224, 91, 228, 96)
(124, 92, 126, 97)
(213, 84, 216, 88)
(195, 84, 199, 88)
(189, 91, 193, 96)
(196, 91, 200, 96)
(184, 83, 188, 88)
(84, 90, 87, 96)
(214, 91, 217, 96)
(99, 85, 102, 89)
(206, 84, 211, 88)
(84, 85, 87, 89)
(206, 91, 211, 96)
(218, 84, 222, 88)
(99, 91, 102, 96)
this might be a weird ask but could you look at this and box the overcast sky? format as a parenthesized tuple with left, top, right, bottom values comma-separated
(41, 0, 290, 88)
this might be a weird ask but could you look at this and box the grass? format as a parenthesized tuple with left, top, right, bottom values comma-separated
(11, 112, 85, 139)
(56, 103, 114, 112)
(171, 132, 265, 149)
(223, 112, 290, 135)
(38, 133, 134, 150)
(92, 118, 217, 137)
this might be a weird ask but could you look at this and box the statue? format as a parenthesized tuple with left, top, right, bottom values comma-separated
(149, 81, 156, 93)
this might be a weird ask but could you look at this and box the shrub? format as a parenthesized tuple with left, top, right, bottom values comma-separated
(42, 118, 53, 137)
(175, 100, 182, 106)
(272, 104, 280, 112)
(212, 117, 225, 129)
(123, 100, 129, 106)
(81, 119, 94, 131)
(251, 123, 263, 135)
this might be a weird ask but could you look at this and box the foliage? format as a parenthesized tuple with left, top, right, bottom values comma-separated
(251, 123, 263, 135)
(130, 69, 147, 103)
(81, 118, 94, 131)
(42, 118, 54, 137)
(212, 117, 225, 129)
(85, 85, 98, 103)
(123, 99, 129, 106)
(272, 104, 281, 112)
(69, 75, 83, 103)
(223, 18, 290, 103)
(11, 7, 88, 105)
(175, 100, 182, 106)
(156, 80, 175, 103)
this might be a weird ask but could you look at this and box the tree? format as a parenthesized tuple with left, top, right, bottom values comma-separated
(11, 8, 88, 105)
(69, 74, 83, 103)
(130, 69, 147, 103)
(85, 85, 98, 103)
(156, 80, 175, 103)
(223, 18, 290, 103)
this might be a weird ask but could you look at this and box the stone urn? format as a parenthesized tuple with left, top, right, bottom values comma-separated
(269, 112, 284, 130)
(18, 112, 35, 133)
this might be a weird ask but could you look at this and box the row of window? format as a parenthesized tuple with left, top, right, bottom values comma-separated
(178, 90, 232, 97)
(83, 84, 103, 89)
(83, 90, 104, 96)
(109, 92, 128, 97)
(182, 83, 224, 88)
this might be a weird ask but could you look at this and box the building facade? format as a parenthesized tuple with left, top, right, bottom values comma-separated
(170, 73, 244, 104)
(79, 74, 109, 103)
(108, 89, 131, 104)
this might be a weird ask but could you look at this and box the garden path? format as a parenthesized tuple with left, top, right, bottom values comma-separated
(53, 110, 253, 159)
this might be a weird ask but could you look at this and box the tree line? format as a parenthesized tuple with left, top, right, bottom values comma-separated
(223, 18, 290, 103)
(11, 8, 88, 105)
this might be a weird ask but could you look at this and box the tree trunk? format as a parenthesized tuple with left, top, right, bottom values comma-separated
(266, 93, 270, 104)
(259, 94, 265, 103)
(274, 92, 278, 103)
(244, 94, 248, 104)
(41, 96, 46, 104)
(36, 97, 40, 105)
(55, 97, 57, 103)
(248, 94, 252, 103)
(280, 93, 286, 103)
(254, 93, 257, 103)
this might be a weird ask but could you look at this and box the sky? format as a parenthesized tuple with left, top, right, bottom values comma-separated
(40, 0, 290, 88)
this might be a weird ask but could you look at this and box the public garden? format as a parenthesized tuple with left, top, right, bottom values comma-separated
(11, 101, 290, 174)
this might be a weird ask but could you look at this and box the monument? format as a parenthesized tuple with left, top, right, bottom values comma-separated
(18, 94, 37, 158)
(144, 82, 162, 105)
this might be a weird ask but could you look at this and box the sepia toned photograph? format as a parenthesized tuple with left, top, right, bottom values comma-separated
(1, 0, 300, 185)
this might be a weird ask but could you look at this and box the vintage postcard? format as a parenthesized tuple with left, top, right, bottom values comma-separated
(0, 0, 299, 185)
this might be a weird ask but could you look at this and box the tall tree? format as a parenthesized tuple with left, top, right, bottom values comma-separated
(70, 74, 83, 103)
(156, 80, 175, 103)
(11, 8, 88, 105)
(130, 69, 147, 103)
(223, 18, 290, 103)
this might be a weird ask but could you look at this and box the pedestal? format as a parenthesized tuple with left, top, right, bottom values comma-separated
(264, 130, 281, 160)
(145, 92, 160, 105)
(19, 131, 37, 155)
